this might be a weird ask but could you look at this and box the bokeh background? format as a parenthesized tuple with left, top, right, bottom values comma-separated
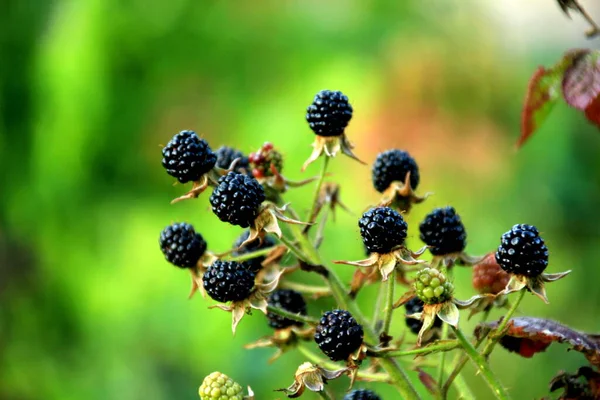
(2, 1, 600, 399)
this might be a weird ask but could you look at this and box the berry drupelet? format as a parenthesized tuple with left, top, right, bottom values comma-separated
(372, 149, 420, 193)
(306, 90, 353, 137)
(198, 371, 243, 400)
(343, 389, 382, 400)
(404, 297, 442, 335)
(415, 268, 454, 304)
(232, 231, 277, 273)
(161, 130, 217, 183)
(248, 142, 284, 178)
(473, 253, 511, 295)
(495, 224, 549, 277)
(314, 310, 364, 361)
(359, 207, 408, 254)
(202, 260, 255, 303)
(210, 172, 266, 228)
(214, 146, 251, 175)
(266, 289, 307, 329)
(419, 206, 467, 256)
(159, 222, 207, 268)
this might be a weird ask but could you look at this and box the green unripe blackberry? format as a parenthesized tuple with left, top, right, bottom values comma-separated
(159, 223, 207, 268)
(202, 260, 255, 303)
(359, 207, 408, 254)
(404, 297, 442, 335)
(495, 224, 549, 277)
(306, 90, 353, 137)
(199, 371, 243, 400)
(315, 309, 364, 361)
(162, 130, 217, 183)
(414, 268, 454, 304)
(214, 146, 251, 176)
(266, 289, 307, 329)
(209, 172, 265, 228)
(372, 149, 420, 193)
(419, 206, 467, 256)
(231, 231, 277, 272)
(343, 389, 382, 400)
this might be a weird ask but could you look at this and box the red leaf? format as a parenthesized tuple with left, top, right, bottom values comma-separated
(585, 94, 600, 128)
(562, 50, 600, 110)
(518, 49, 592, 148)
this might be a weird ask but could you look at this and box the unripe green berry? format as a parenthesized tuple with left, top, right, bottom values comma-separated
(414, 268, 454, 304)
(199, 371, 243, 400)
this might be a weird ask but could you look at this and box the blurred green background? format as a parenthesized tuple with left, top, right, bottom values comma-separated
(2, 1, 600, 399)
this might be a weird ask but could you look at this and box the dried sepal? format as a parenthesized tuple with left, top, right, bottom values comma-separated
(170, 165, 229, 204)
(245, 325, 315, 363)
(378, 172, 431, 213)
(242, 203, 312, 247)
(188, 251, 219, 299)
(335, 246, 426, 283)
(301, 134, 365, 171)
(208, 271, 283, 334)
(437, 302, 459, 327)
(256, 163, 320, 200)
(431, 252, 485, 269)
(498, 270, 571, 304)
(278, 362, 351, 398)
(306, 182, 352, 227)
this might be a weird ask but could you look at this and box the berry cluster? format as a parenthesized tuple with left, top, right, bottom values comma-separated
(306, 90, 353, 137)
(314, 310, 364, 361)
(162, 130, 217, 183)
(415, 268, 454, 304)
(210, 172, 265, 228)
(359, 206, 407, 254)
(248, 142, 283, 178)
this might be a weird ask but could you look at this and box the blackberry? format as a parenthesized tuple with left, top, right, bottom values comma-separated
(343, 389, 382, 400)
(314, 309, 364, 361)
(414, 268, 454, 304)
(209, 172, 265, 228)
(159, 223, 207, 268)
(215, 146, 251, 175)
(372, 149, 420, 193)
(266, 289, 307, 329)
(404, 297, 442, 335)
(232, 231, 276, 272)
(199, 371, 243, 400)
(472, 254, 510, 295)
(359, 207, 408, 254)
(161, 130, 217, 183)
(306, 90, 353, 137)
(495, 224, 549, 277)
(202, 260, 255, 303)
(419, 206, 467, 256)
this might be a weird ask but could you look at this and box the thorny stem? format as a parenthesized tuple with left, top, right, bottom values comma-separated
(279, 281, 332, 296)
(266, 305, 319, 325)
(306, 156, 330, 227)
(278, 235, 312, 264)
(381, 270, 396, 337)
(481, 289, 526, 357)
(437, 322, 450, 392)
(452, 326, 511, 400)
(441, 334, 488, 399)
(571, 0, 600, 38)
(296, 343, 391, 383)
(381, 340, 460, 357)
(227, 247, 274, 262)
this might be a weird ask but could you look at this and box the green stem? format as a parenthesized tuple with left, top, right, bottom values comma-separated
(266, 305, 319, 325)
(318, 390, 334, 400)
(452, 326, 511, 400)
(306, 156, 330, 225)
(445, 362, 475, 400)
(382, 340, 459, 357)
(296, 343, 390, 382)
(381, 270, 396, 337)
(278, 235, 312, 264)
(372, 280, 385, 330)
(481, 289, 525, 357)
(441, 333, 488, 399)
(227, 247, 274, 262)
(279, 281, 331, 296)
(437, 322, 450, 393)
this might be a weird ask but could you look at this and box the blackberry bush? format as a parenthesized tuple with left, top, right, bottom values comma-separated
(157, 88, 574, 400)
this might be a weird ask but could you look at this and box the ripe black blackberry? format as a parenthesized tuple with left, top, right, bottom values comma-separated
(202, 260, 255, 303)
(266, 289, 307, 329)
(419, 206, 467, 256)
(232, 231, 276, 272)
(314, 309, 364, 361)
(372, 149, 420, 192)
(161, 130, 217, 183)
(159, 223, 207, 268)
(404, 297, 442, 335)
(343, 389, 381, 400)
(306, 90, 353, 137)
(215, 146, 251, 175)
(495, 224, 549, 277)
(209, 172, 266, 228)
(359, 207, 408, 254)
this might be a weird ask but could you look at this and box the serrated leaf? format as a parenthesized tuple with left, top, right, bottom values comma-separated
(562, 50, 600, 110)
(519, 49, 590, 148)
